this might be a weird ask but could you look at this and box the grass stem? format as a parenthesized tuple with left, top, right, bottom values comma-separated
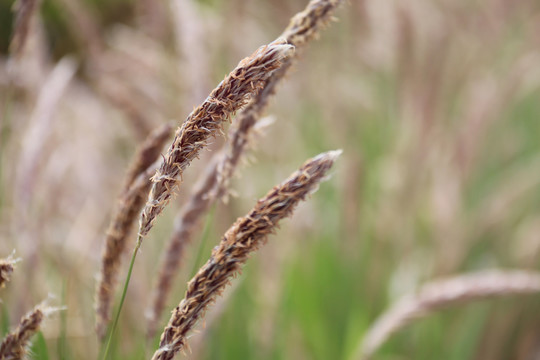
(101, 235, 143, 360)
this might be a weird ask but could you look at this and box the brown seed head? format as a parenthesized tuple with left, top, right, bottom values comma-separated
(0, 306, 44, 359)
(151, 150, 341, 360)
(283, 0, 343, 48)
(138, 40, 295, 238)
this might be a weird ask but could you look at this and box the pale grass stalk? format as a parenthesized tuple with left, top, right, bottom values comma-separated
(151, 150, 341, 360)
(14, 58, 76, 269)
(95, 123, 173, 339)
(146, 0, 343, 335)
(137, 40, 294, 239)
(136, 0, 168, 39)
(10, 0, 40, 57)
(358, 270, 540, 359)
(16, 57, 77, 210)
(54, 0, 103, 58)
(94, 78, 155, 141)
(169, 0, 209, 105)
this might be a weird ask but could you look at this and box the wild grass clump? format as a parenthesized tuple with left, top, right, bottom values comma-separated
(99, 39, 295, 356)
(146, 0, 344, 336)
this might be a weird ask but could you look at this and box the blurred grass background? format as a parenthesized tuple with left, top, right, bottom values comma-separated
(2, 0, 540, 359)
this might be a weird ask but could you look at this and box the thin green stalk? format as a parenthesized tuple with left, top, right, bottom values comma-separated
(189, 206, 216, 278)
(101, 236, 143, 360)
(58, 280, 68, 359)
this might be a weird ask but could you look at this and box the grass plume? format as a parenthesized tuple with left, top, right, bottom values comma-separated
(358, 270, 540, 359)
(137, 39, 295, 239)
(146, 0, 343, 336)
(151, 150, 341, 360)
(95, 122, 173, 339)
(0, 302, 63, 359)
(0, 306, 44, 359)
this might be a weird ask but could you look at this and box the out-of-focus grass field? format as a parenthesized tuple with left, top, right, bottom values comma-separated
(2, 0, 540, 359)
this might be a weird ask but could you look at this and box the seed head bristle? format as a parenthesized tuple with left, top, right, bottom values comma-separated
(0, 253, 21, 289)
(283, 0, 344, 48)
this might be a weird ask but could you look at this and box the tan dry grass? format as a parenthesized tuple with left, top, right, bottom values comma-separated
(358, 270, 540, 359)
(151, 150, 341, 360)
(145, 0, 344, 336)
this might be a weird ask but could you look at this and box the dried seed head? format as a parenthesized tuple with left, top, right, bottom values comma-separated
(359, 270, 540, 359)
(283, 0, 343, 48)
(0, 305, 43, 359)
(138, 41, 295, 239)
(151, 150, 341, 360)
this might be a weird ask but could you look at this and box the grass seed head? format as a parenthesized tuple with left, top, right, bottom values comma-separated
(0, 305, 44, 359)
(151, 150, 341, 360)
(138, 40, 295, 239)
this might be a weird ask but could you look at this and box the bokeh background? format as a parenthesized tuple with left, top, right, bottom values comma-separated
(2, 0, 540, 359)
